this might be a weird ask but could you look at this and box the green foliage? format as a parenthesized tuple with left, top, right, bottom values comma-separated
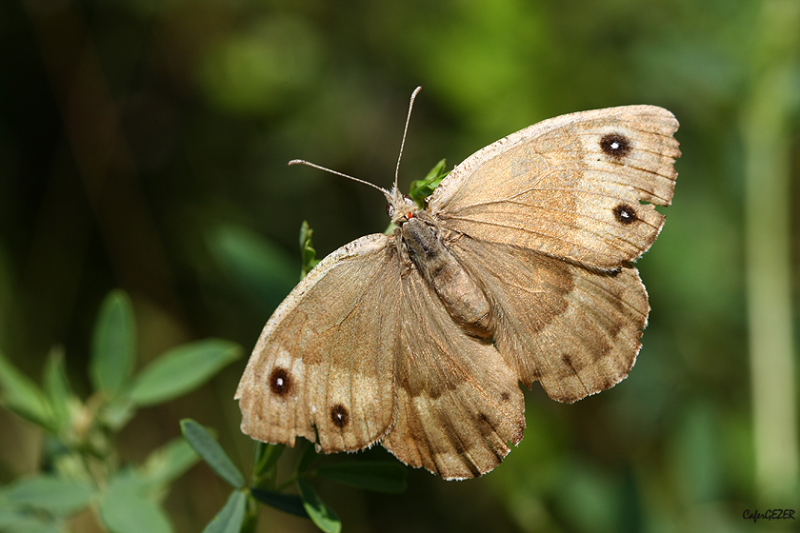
(0, 507, 62, 533)
(202, 490, 247, 533)
(181, 420, 245, 489)
(42, 348, 73, 433)
(249, 488, 308, 518)
(207, 224, 299, 311)
(2, 476, 93, 516)
(183, 420, 408, 533)
(408, 158, 449, 208)
(130, 340, 242, 406)
(90, 290, 136, 396)
(99, 470, 173, 533)
(299, 220, 320, 278)
(298, 479, 341, 533)
(139, 438, 201, 492)
(0, 351, 52, 429)
(314, 461, 408, 494)
(198, 15, 321, 116)
(0, 289, 242, 533)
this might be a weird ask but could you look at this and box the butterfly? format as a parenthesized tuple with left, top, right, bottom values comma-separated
(236, 88, 680, 479)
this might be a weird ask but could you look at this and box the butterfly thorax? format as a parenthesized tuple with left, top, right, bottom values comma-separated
(396, 209, 495, 339)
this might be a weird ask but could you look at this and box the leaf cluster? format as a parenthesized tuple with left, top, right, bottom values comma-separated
(181, 421, 407, 533)
(0, 291, 242, 533)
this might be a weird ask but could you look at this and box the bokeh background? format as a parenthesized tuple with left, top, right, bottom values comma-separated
(1, 0, 799, 531)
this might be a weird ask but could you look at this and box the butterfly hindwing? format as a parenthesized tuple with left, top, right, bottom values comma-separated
(382, 264, 526, 480)
(449, 236, 649, 403)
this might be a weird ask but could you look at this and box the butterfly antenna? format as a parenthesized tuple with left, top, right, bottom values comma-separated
(288, 159, 390, 196)
(394, 86, 423, 191)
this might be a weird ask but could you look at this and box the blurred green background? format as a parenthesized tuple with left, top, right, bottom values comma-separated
(1, 0, 799, 531)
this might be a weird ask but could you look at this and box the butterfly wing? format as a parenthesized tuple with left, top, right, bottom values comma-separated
(235, 234, 402, 453)
(429, 105, 680, 270)
(381, 262, 526, 480)
(449, 237, 649, 402)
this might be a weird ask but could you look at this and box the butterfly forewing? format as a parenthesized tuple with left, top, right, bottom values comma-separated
(236, 234, 402, 452)
(429, 105, 680, 269)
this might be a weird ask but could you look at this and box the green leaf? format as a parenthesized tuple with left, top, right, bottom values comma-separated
(42, 346, 73, 432)
(315, 461, 408, 494)
(202, 490, 246, 533)
(409, 159, 449, 207)
(90, 290, 136, 396)
(100, 397, 136, 431)
(253, 443, 284, 488)
(299, 221, 320, 279)
(180, 419, 244, 489)
(250, 488, 308, 518)
(99, 471, 172, 533)
(207, 224, 298, 310)
(0, 509, 60, 533)
(0, 351, 51, 428)
(296, 440, 320, 474)
(139, 437, 200, 491)
(4, 475, 94, 516)
(129, 340, 242, 406)
(298, 479, 341, 533)
(0, 509, 48, 531)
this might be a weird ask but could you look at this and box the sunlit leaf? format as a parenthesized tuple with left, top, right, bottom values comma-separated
(298, 479, 341, 533)
(99, 471, 172, 533)
(4, 475, 93, 516)
(202, 490, 246, 533)
(299, 221, 320, 279)
(409, 159, 449, 207)
(90, 290, 136, 396)
(315, 461, 408, 494)
(0, 351, 51, 429)
(180, 419, 244, 489)
(250, 488, 309, 518)
(129, 340, 241, 406)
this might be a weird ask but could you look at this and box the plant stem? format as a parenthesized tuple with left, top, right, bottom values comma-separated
(742, 0, 800, 503)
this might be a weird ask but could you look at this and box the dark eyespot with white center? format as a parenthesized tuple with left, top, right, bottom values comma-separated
(269, 368, 292, 397)
(331, 404, 349, 428)
(613, 204, 639, 225)
(600, 133, 632, 160)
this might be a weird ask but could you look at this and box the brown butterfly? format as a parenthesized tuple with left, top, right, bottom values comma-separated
(236, 88, 680, 480)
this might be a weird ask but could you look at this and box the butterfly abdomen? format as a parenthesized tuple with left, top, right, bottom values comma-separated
(399, 214, 495, 338)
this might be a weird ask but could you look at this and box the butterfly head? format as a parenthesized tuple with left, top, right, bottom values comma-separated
(385, 187, 419, 225)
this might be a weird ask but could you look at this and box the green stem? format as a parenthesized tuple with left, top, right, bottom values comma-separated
(275, 476, 299, 492)
(240, 494, 260, 533)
